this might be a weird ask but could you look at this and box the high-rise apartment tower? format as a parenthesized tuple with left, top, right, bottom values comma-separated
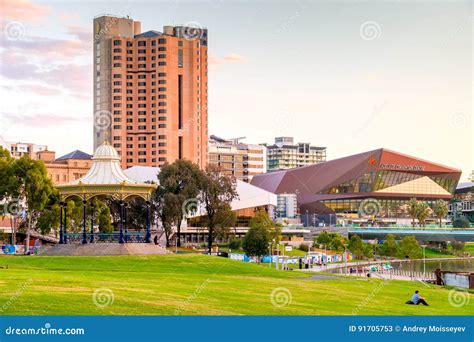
(93, 15, 208, 168)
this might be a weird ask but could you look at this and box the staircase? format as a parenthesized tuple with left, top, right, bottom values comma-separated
(39, 243, 170, 256)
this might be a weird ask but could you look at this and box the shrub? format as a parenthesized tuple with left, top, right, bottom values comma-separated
(299, 244, 309, 252)
(229, 239, 241, 250)
(453, 217, 470, 228)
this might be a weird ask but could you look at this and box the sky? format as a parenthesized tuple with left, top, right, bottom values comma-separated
(0, 0, 472, 180)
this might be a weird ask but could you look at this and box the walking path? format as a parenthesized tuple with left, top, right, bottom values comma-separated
(293, 256, 473, 273)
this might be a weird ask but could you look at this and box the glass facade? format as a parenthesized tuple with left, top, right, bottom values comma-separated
(320, 171, 457, 195)
(321, 198, 438, 215)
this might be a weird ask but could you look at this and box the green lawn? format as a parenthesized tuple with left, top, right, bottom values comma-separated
(424, 248, 454, 258)
(463, 243, 474, 254)
(0, 254, 472, 315)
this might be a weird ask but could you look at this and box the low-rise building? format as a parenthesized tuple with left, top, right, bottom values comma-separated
(41, 150, 93, 185)
(0, 136, 48, 159)
(208, 135, 266, 182)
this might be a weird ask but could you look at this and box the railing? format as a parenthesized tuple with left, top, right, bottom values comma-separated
(64, 232, 147, 244)
(344, 268, 436, 281)
(346, 225, 474, 230)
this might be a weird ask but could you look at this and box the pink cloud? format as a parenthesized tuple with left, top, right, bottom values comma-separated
(0, 51, 92, 94)
(3, 34, 91, 59)
(223, 53, 246, 62)
(59, 12, 81, 23)
(21, 84, 60, 96)
(1, 0, 50, 22)
(2, 112, 89, 128)
(209, 53, 247, 67)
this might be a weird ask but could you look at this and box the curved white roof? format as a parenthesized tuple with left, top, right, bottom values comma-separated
(71, 143, 141, 185)
(123, 165, 277, 213)
(124, 166, 160, 184)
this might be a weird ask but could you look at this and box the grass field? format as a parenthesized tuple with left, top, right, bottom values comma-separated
(0, 254, 472, 315)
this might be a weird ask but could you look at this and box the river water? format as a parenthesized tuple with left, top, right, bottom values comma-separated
(393, 259, 473, 272)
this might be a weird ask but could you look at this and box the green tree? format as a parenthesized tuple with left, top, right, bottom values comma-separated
(200, 165, 238, 253)
(242, 210, 274, 258)
(212, 203, 237, 242)
(415, 202, 431, 227)
(450, 241, 465, 255)
(329, 234, 347, 253)
(398, 236, 422, 259)
(0, 147, 15, 203)
(348, 234, 365, 259)
(10, 156, 55, 253)
(315, 231, 331, 248)
(158, 160, 202, 247)
(407, 198, 419, 227)
(433, 199, 449, 227)
(0, 147, 18, 243)
(153, 188, 180, 247)
(363, 243, 374, 259)
(228, 238, 241, 251)
(381, 234, 398, 257)
(98, 205, 113, 233)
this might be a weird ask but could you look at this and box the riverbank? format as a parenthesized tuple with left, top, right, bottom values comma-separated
(294, 256, 474, 273)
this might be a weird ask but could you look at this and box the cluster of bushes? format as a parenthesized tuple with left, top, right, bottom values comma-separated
(313, 231, 430, 260)
(313, 231, 348, 253)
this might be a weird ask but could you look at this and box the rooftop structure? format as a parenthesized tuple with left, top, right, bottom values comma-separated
(251, 148, 462, 221)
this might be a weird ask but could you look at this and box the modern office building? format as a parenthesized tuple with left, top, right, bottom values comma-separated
(265, 137, 326, 171)
(0, 136, 48, 160)
(93, 15, 208, 169)
(251, 148, 462, 222)
(208, 135, 266, 182)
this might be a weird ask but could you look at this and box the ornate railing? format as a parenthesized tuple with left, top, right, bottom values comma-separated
(64, 232, 147, 244)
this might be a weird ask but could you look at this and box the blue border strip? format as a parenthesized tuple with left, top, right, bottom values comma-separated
(0, 316, 472, 342)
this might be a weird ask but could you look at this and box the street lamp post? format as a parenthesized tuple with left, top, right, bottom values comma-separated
(421, 245, 427, 278)
(268, 240, 273, 268)
(344, 244, 348, 274)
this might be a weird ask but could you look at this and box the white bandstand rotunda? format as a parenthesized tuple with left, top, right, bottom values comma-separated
(56, 141, 156, 244)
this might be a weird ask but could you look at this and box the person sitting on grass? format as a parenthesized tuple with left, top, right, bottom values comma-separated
(406, 290, 429, 306)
